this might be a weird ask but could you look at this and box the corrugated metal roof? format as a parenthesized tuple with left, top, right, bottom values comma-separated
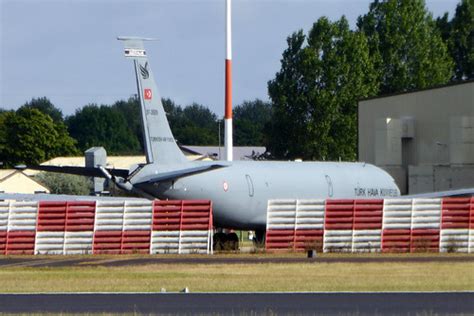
(39, 154, 209, 169)
(24, 153, 210, 176)
(181, 146, 266, 160)
(24, 145, 260, 176)
(359, 79, 474, 102)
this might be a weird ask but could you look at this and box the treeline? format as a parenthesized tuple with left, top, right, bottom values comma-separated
(267, 0, 473, 161)
(0, 97, 271, 167)
(0, 0, 472, 168)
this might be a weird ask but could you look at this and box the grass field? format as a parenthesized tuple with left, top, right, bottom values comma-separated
(1, 254, 473, 293)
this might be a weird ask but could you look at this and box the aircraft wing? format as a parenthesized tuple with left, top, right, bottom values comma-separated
(16, 165, 130, 179)
(403, 188, 474, 198)
(136, 163, 228, 184)
(19, 162, 228, 185)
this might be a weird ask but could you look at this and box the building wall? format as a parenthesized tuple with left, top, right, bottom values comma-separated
(0, 171, 50, 194)
(358, 81, 474, 194)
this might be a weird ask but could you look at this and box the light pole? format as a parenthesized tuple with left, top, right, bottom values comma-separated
(218, 119, 222, 160)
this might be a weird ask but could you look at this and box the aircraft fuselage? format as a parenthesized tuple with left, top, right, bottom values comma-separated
(135, 160, 399, 230)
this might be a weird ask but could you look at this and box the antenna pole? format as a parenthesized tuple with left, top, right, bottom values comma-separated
(224, 0, 233, 161)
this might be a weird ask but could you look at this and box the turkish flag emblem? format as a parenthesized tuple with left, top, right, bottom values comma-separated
(144, 89, 152, 100)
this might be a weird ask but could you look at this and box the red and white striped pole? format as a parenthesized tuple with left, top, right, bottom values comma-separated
(224, 0, 233, 161)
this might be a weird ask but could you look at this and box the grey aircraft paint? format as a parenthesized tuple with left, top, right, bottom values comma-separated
(118, 37, 400, 230)
(20, 38, 401, 231)
(136, 161, 399, 230)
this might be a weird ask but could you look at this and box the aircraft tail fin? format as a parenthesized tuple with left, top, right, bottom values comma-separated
(118, 37, 188, 165)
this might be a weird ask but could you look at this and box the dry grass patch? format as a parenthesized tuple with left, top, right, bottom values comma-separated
(1, 260, 473, 293)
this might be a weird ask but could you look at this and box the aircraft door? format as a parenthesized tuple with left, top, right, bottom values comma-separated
(325, 175, 333, 197)
(245, 174, 254, 197)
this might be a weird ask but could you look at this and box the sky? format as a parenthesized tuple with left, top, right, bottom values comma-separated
(0, 0, 459, 117)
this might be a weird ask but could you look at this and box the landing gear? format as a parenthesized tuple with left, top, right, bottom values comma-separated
(253, 229, 265, 248)
(213, 232, 227, 251)
(226, 232, 239, 250)
(213, 231, 240, 251)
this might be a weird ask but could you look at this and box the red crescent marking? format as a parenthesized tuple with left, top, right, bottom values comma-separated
(223, 181, 229, 192)
(144, 89, 152, 100)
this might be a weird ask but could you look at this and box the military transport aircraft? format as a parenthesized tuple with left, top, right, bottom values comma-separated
(18, 37, 402, 243)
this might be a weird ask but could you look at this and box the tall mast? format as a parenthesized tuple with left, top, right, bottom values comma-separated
(224, 0, 233, 161)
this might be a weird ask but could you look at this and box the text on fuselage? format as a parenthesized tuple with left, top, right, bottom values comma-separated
(354, 187, 398, 197)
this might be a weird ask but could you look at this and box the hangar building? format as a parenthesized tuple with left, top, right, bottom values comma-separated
(358, 80, 474, 195)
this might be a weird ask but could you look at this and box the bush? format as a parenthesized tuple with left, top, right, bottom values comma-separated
(35, 172, 91, 195)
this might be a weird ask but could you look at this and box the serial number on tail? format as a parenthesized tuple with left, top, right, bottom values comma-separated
(146, 109, 158, 116)
(150, 137, 175, 143)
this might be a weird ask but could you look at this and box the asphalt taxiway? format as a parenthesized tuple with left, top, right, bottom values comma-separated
(0, 255, 472, 268)
(0, 292, 472, 314)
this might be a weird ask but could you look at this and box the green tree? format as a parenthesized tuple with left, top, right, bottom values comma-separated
(437, 0, 474, 80)
(0, 110, 11, 166)
(112, 97, 144, 152)
(20, 97, 64, 123)
(181, 103, 218, 145)
(234, 99, 272, 146)
(183, 104, 218, 131)
(66, 104, 142, 154)
(19, 98, 78, 159)
(35, 173, 91, 195)
(162, 99, 219, 146)
(162, 98, 184, 134)
(0, 108, 78, 167)
(267, 17, 378, 161)
(66, 97, 219, 155)
(436, 13, 452, 46)
(358, 0, 453, 94)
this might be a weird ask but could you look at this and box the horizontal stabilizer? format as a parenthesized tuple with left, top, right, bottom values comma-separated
(137, 163, 228, 184)
(16, 165, 130, 179)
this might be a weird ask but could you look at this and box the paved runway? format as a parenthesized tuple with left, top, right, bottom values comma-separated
(0, 292, 472, 314)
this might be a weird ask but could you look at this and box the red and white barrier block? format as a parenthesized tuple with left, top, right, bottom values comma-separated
(266, 197, 473, 253)
(92, 200, 155, 254)
(440, 198, 471, 253)
(64, 201, 96, 255)
(381, 199, 412, 252)
(35, 201, 67, 255)
(266, 199, 324, 251)
(6, 201, 38, 255)
(294, 200, 325, 251)
(323, 200, 354, 252)
(150, 200, 213, 254)
(410, 199, 441, 252)
(352, 199, 383, 253)
(93, 200, 125, 254)
(323, 199, 384, 253)
(0, 201, 9, 255)
(121, 200, 153, 254)
(265, 200, 297, 251)
(470, 198, 474, 253)
(266, 199, 383, 253)
(33, 201, 97, 255)
(0, 199, 213, 256)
